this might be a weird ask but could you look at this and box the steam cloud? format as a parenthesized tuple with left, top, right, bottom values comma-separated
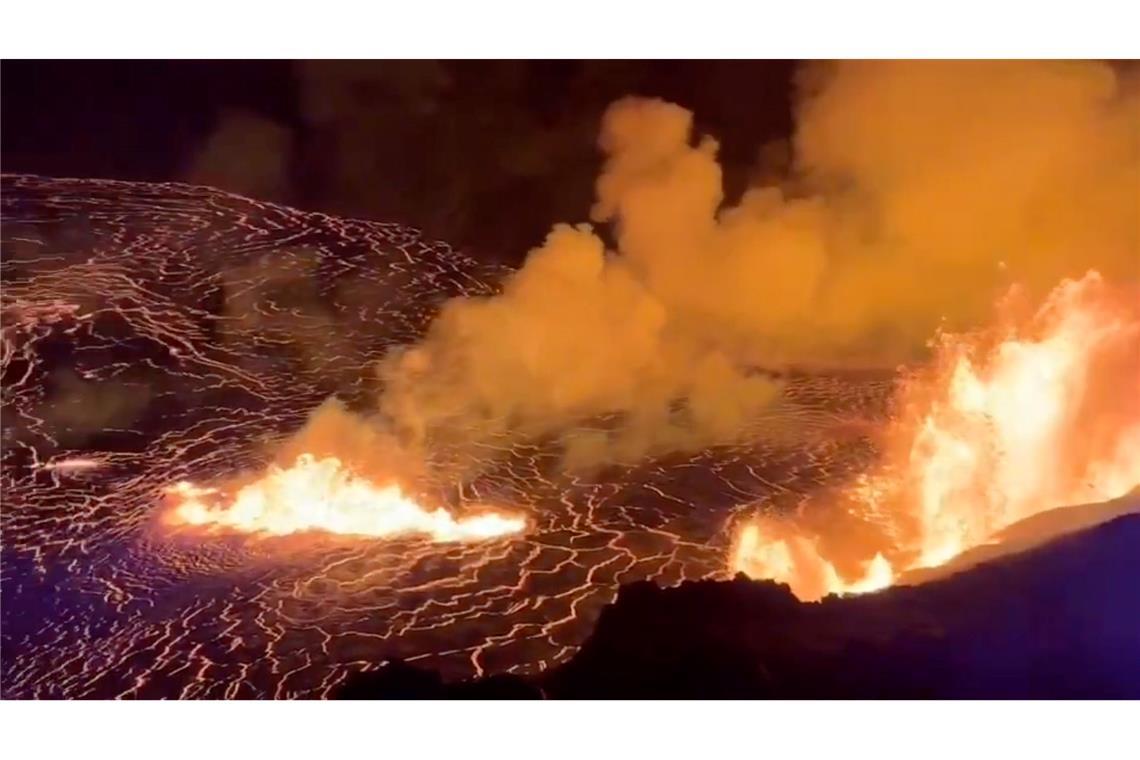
(304, 61, 1140, 477)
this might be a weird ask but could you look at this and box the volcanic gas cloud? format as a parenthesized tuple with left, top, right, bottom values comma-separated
(373, 60, 1138, 472)
(168, 61, 1137, 562)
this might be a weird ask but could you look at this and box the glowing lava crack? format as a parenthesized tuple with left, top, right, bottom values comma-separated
(165, 454, 526, 541)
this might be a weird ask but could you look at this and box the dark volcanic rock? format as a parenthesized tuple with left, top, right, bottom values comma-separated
(335, 514, 1140, 699)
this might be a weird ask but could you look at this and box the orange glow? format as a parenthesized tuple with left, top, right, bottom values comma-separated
(733, 271, 1140, 601)
(164, 454, 526, 542)
(732, 523, 894, 599)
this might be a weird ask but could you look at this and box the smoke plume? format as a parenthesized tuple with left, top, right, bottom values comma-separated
(296, 60, 1139, 477)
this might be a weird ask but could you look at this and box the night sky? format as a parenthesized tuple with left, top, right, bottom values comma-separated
(2, 60, 797, 264)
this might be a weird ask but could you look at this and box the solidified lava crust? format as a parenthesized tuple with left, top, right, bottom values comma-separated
(1, 175, 893, 699)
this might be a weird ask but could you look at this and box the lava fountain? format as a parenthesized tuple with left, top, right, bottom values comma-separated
(164, 454, 526, 542)
(733, 270, 1140, 600)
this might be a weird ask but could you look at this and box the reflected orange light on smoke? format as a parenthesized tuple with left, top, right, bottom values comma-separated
(734, 271, 1140, 601)
(164, 454, 526, 542)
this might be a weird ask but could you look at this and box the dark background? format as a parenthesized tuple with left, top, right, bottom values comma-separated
(1, 61, 797, 265)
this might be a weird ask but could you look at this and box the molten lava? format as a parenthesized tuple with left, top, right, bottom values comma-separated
(164, 454, 526, 542)
(734, 271, 1140, 601)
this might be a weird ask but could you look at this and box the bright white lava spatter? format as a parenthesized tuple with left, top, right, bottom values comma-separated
(0, 175, 892, 698)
